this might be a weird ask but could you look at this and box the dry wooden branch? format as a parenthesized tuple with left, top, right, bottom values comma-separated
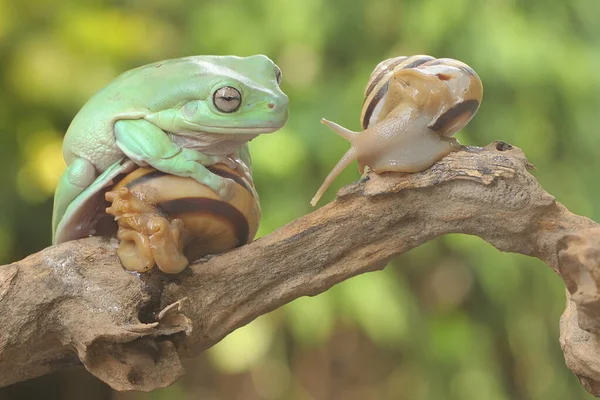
(1, 141, 599, 396)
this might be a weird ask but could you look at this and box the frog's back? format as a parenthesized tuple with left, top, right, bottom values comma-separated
(62, 72, 147, 171)
(62, 55, 273, 171)
(62, 57, 204, 170)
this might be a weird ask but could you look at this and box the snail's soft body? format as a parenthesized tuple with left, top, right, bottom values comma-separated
(311, 55, 483, 206)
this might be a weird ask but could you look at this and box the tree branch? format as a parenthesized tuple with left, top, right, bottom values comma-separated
(1, 142, 599, 396)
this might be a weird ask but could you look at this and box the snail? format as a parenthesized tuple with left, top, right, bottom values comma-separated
(104, 162, 261, 274)
(310, 55, 483, 206)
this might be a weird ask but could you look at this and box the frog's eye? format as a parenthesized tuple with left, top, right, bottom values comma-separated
(213, 86, 242, 113)
(274, 66, 282, 85)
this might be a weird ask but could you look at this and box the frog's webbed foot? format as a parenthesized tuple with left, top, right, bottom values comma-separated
(205, 173, 237, 201)
(148, 217, 190, 274)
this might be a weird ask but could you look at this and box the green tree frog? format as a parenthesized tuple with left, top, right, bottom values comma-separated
(52, 55, 288, 245)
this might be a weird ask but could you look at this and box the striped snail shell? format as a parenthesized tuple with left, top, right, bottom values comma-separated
(311, 55, 483, 206)
(105, 163, 260, 274)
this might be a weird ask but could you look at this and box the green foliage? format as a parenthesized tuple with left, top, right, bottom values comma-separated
(0, 0, 599, 398)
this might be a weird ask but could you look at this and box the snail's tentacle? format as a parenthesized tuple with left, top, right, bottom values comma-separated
(320, 118, 359, 141)
(311, 146, 357, 207)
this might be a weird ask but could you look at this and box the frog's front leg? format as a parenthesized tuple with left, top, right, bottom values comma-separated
(114, 119, 234, 198)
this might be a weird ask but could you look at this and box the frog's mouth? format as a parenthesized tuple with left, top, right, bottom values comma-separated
(187, 126, 282, 134)
(167, 131, 259, 155)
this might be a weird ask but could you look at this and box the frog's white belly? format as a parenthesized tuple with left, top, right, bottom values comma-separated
(167, 132, 258, 155)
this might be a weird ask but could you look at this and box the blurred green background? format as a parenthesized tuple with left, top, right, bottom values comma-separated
(1, 0, 599, 399)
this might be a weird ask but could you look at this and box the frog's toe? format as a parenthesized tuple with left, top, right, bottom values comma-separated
(210, 176, 236, 201)
(67, 158, 96, 188)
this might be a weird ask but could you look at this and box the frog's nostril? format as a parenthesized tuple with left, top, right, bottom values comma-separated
(268, 103, 275, 109)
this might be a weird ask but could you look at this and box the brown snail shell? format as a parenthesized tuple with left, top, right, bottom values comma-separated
(105, 163, 260, 274)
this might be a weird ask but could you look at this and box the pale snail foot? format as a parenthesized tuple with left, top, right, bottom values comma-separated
(443, 137, 462, 152)
(147, 217, 190, 274)
(116, 228, 155, 272)
(106, 186, 190, 273)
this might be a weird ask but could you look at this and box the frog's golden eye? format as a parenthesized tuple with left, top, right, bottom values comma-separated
(274, 66, 282, 85)
(213, 86, 242, 113)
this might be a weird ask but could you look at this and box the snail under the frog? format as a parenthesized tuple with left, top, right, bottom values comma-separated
(105, 161, 260, 274)
(51, 55, 288, 273)
(310, 55, 483, 206)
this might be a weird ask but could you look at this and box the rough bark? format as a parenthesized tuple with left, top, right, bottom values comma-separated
(0, 141, 599, 395)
